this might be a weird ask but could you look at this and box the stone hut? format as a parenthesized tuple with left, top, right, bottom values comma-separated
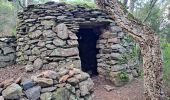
(16, 2, 138, 85)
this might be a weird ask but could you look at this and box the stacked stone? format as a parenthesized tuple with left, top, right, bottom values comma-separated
(96, 23, 139, 86)
(0, 68, 94, 100)
(0, 37, 16, 68)
(16, 2, 113, 70)
(16, 1, 139, 86)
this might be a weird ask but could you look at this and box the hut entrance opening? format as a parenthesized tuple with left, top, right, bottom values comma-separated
(76, 25, 102, 76)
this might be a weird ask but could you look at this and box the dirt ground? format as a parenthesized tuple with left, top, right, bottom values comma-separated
(92, 76, 144, 100)
(0, 65, 144, 100)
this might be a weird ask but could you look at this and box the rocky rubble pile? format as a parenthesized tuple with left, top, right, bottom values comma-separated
(0, 68, 94, 100)
(0, 37, 16, 68)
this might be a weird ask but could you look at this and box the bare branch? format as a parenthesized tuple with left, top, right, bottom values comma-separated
(142, 0, 158, 23)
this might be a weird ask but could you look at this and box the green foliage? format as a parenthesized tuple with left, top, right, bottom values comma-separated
(117, 71, 129, 82)
(0, 0, 16, 36)
(162, 43, 170, 81)
(62, 0, 97, 9)
(134, 4, 161, 32)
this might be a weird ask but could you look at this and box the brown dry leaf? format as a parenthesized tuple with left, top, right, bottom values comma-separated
(59, 75, 70, 83)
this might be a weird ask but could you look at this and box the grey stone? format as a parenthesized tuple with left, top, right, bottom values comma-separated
(84, 94, 93, 100)
(25, 65, 34, 72)
(0, 56, 11, 62)
(111, 44, 126, 53)
(41, 20, 55, 26)
(25, 19, 36, 22)
(111, 64, 128, 72)
(29, 30, 42, 39)
(110, 53, 122, 60)
(37, 41, 45, 47)
(29, 26, 36, 32)
(25, 86, 41, 100)
(43, 30, 56, 38)
(40, 92, 52, 100)
(41, 87, 57, 93)
(32, 47, 40, 55)
(57, 16, 67, 20)
(1, 47, 15, 55)
(67, 78, 79, 86)
(23, 45, 29, 51)
(46, 44, 56, 49)
(52, 87, 70, 100)
(33, 78, 53, 87)
(39, 16, 56, 20)
(24, 50, 31, 55)
(41, 70, 58, 79)
(53, 23, 69, 40)
(50, 47, 79, 57)
(29, 56, 37, 62)
(131, 70, 139, 77)
(33, 58, 43, 69)
(111, 26, 122, 32)
(65, 84, 76, 93)
(67, 40, 78, 46)
(68, 31, 78, 39)
(53, 38, 66, 46)
(21, 80, 35, 90)
(103, 85, 115, 92)
(2, 83, 22, 99)
(79, 79, 94, 96)
(28, 39, 39, 44)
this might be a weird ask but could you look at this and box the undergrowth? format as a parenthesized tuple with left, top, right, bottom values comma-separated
(62, 0, 97, 9)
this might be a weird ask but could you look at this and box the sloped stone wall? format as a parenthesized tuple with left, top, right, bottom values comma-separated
(16, 2, 139, 86)
(0, 37, 16, 68)
(0, 68, 94, 100)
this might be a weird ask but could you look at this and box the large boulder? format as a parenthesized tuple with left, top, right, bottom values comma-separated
(52, 87, 70, 100)
(2, 83, 22, 99)
(25, 86, 41, 100)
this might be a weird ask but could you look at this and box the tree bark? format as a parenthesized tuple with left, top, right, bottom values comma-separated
(95, 0, 166, 99)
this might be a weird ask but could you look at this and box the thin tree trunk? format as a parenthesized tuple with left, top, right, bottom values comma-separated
(123, 0, 128, 7)
(95, 0, 166, 99)
(129, 0, 135, 12)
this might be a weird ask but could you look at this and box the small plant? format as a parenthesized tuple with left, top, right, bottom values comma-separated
(117, 71, 129, 82)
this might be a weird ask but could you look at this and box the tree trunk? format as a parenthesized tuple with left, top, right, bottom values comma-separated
(140, 35, 164, 100)
(123, 0, 128, 7)
(95, 0, 166, 99)
(129, 0, 135, 12)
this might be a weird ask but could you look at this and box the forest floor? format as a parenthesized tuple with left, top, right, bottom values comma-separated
(93, 76, 144, 100)
(0, 65, 144, 100)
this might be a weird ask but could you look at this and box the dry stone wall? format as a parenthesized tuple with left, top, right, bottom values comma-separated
(16, 2, 113, 69)
(0, 37, 16, 68)
(16, 2, 139, 86)
(0, 68, 94, 100)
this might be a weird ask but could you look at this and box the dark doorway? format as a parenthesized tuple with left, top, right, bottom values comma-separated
(76, 27, 100, 76)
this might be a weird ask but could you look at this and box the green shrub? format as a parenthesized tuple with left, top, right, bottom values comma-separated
(62, 0, 97, 9)
(117, 71, 129, 82)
